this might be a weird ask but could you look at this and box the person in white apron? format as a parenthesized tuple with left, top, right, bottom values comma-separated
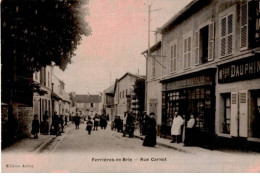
(170, 112, 184, 143)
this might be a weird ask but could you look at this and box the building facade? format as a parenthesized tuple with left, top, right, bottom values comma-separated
(103, 84, 116, 121)
(142, 39, 163, 135)
(114, 72, 145, 118)
(157, 0, 260, 146)
(74, 94, 102, 117)
(33, 66, 52, 123)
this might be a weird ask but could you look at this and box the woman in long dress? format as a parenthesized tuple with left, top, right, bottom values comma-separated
(143, 112, 157, 147)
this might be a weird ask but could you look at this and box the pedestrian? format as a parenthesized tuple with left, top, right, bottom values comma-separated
(59, 115, 64, 133)
(42, 111, 50, 135)
(93, 114, 100, 131)
(184, 114, 196, 146)
(51, 111, 59, 135)
(106, 114, 109, 121)
(86, 117, 93, 135)
(75, 112, 80, 129)
(170, 111, 184, 143)
(143, 112, 157, 147)
(31, 114, 40, 139)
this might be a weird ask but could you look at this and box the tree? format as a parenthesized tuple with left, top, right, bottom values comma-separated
(2, 0, 91, 72)
(134, 78, 145, 114)
(1, 0, 92, 147)
(1, 0, 92, 104)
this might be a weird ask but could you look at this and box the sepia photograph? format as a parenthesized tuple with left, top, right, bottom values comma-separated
(1, 0, 260, 173)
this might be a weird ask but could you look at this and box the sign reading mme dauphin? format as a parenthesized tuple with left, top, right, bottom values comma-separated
(218, 56, 260, 83)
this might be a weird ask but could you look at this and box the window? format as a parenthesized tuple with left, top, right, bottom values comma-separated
(152, 57, 155, 78)
(126, 89, 128, 96)
(170, 43, 177, 72)
(222, 93, 231, 134)
(196, 22, 215, 64)
(183, 35, 191, 69)
(220, 13, 234, 57)
(240, 2, 260, 50)
(91, 103, 94, 108)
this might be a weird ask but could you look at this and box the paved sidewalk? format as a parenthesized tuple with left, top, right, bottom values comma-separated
(134, 132, 211, 154)
(2, 123, 72, 153)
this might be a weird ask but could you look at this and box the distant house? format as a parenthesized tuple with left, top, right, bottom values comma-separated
(74, 94, 102, 117)
(114, 72, 145, 118)
(102, 84, 116, 121)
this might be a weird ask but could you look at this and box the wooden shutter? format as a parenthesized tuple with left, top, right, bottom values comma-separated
(184, 38, 187, 69)
(220, 17, 227, 57)
(208, 22, 215, 61)
(239, 91, 248, 137)
(231, 92, 238, 137)
(170, 46, 174, 72)
(240, 3, 248, 50)
(227, 14, 233, 55)
(188, 37, 191, 68)
(173, 44, 177, 72)
(194, 31, 199, 65)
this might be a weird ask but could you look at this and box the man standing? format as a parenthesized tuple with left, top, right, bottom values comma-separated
(142, 111, 150, 136)
(74, 112, 80, 130)
(170, 112, 184, 143)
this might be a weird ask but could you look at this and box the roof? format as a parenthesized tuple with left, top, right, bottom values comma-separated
(104, 84, 115, 94)
(160, 0, 210, 34)
(74, 95, 101, 103)
(141, 41, 161, 55)
(118, 72, 145, 82)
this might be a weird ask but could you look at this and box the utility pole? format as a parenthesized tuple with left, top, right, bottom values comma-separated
(148, 4, 151, 58)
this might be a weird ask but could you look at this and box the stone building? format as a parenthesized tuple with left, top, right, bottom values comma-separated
(149, 0, 260, 147)
(114, 72, 145, 118)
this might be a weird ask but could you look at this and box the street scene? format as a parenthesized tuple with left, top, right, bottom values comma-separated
(1, 0, 260, 173)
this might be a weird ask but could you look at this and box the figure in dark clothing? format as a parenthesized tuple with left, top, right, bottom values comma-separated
(86, 118, 93, 135)
(100, 116, 108, 129)
(59, 115, 64, 133)
(42, 111, 50, 135)
(74, 113, 80, 130)
(93, 114, 100, 131)
(32, 114, 40, 139)
(114, 116, 120, 131)
(51, 111, 59, 135)
(184, 114, 196, 146)
(143, 112, 157, 147)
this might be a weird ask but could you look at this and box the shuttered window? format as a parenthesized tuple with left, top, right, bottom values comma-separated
(220, 13, 234, 57)
(240, 3, 248, 50)
(170, 43, 177, 73)
(208, 22, 215, 61)
(184, 35, 191, 69)
(194, 31, 199, 65)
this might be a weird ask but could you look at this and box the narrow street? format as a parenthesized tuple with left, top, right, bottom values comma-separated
(2, 123, 260, 172)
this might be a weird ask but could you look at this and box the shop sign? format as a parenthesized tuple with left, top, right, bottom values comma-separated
(218, 56, 260, 83)
(163, 75, 212, 91)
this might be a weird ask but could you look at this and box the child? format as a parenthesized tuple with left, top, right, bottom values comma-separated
(86, 117, 93, 135)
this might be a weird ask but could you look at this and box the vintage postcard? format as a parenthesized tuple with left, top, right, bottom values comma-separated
(1, 0, 260, 173)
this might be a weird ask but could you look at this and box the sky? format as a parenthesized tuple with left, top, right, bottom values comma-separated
(53, 0, 192, 95)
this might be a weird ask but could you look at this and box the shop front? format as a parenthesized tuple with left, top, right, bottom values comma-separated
(216, 55, 260, 144)
(161, 68, 216, 148)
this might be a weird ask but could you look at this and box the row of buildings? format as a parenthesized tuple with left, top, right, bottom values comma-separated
(103, 0, 260, 148)
(2, 63, 102, 147)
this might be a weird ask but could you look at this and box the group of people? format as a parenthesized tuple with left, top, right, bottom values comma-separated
(170, 111, 196, 146)
(31, 111, 69, 139)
